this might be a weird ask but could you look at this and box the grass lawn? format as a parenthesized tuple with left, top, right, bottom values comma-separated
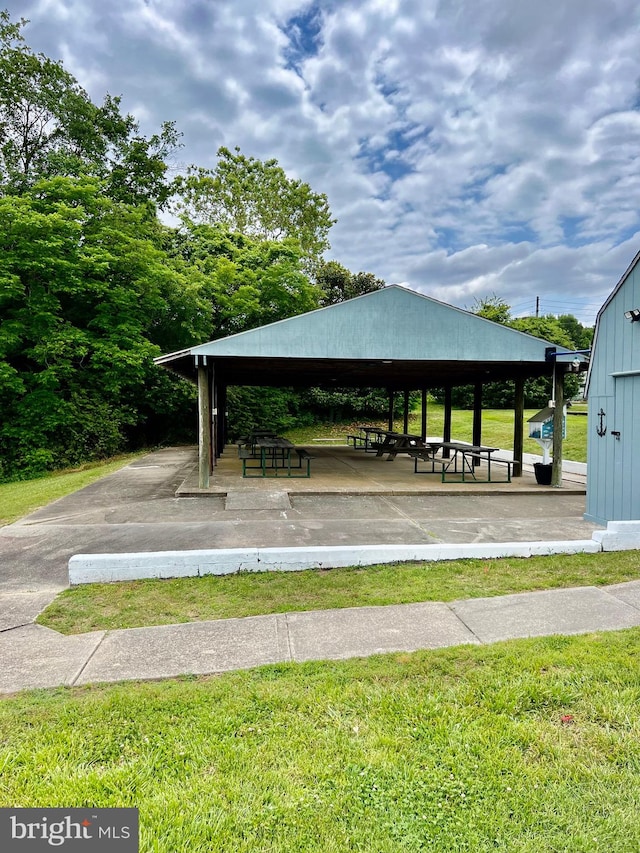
(2, 629, 640, 851)
(39, 550, 640, 635)
(6, 404, 640, 851)
(285, 403, 588, 463)
(0, 452, 146, 527)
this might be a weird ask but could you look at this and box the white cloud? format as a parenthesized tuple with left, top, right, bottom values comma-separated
(8, 0, 640, 324)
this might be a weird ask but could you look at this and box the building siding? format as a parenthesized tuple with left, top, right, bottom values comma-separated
(586, 257, 640, 523)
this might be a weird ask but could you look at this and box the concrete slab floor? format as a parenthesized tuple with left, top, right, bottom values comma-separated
(602, 580, 640, 609)
(3, 584, 640, 694)
(225, 490, 291, 510)
(178, 445, 586, 497)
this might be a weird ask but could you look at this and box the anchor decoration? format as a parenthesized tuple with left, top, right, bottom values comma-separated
(596, 408, 607, 437)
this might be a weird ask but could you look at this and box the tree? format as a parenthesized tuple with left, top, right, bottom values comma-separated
(0, 11, 180, 207)
(172, 146, 335, 264)
(315, 260, 385, 305)
(509, 315, 585, 405)
(163, 222, 328, 439)
(167, 222, 324, 338)
(303, 260, 388, 419)
(470, 293, 512, 325)
(556, 314, 593, 351)
(0, 176, 207, 479)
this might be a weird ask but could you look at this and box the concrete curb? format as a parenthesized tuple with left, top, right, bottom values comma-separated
(69, 539, 602, 585)
(592, 520, 640, 551)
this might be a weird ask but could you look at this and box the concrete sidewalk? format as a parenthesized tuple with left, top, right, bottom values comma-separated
(2, 581, 640, 694)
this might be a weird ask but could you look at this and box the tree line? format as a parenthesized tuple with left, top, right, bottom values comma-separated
(0, 10, 592, 481)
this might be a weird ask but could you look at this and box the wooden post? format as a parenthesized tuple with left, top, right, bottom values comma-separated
(472, 381, 482, 467)
(403, 390, 410, 434)
(388, 389, 395, 432)
(214, 368, 218, 474)
(421, 388, 427, 441)
(513, 378, 524, 477)
(197, 360, 211, 489)
(216, 383, 227, 457)
(443, 386, 452, 458)
(552, 367, 564, 487)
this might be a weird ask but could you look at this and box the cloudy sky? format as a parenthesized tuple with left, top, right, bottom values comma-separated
(7, 0, 640, 324)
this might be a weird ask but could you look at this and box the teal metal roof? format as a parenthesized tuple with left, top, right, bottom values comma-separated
(156, 285, 577, 389)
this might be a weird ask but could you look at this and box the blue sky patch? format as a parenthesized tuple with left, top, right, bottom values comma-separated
(281, 3, 324, 72)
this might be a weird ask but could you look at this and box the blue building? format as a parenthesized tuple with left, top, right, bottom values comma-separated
(585, 251, 640, 524)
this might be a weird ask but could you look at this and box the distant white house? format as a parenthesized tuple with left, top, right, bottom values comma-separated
(585, 250, 640, 524)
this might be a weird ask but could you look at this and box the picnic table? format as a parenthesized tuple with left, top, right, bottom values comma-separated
(238, 435, 312, 478)
(413, 442, 511, 483)
(374, 431, 428, 461)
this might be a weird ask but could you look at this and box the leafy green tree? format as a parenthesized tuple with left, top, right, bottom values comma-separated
(168, 222, 323, 338)
(509, 315, 573, 347)
(556, 314, 593, 350)
(471, 293, 512, 324)
(316, 260, 385, 305)
(0, 10, 180, 207)
(0, 176, 206, 479)
(300, 387, 412, 424)
(172, 147, 335, 264)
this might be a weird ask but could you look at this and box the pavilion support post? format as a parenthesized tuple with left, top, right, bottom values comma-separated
(197, 360, 211, 489)
(216, 383, 227, 457)
(513, 378, 524, 477)
(421, 389, 427, 441)
(552, 368, 564, 488)
(403, 390, 410, 434)
(443, 386, 452, 458)
(472, 381, 482, 467)
(214, 368, 218, 474)
(388, 389, 395, 432)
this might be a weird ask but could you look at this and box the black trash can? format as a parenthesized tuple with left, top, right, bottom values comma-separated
(534, 462, 553, 485)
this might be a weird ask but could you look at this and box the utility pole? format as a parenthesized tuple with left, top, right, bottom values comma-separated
(535, 296, 540, 318)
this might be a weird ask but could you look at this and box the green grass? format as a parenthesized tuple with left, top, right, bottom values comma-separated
(0, 452, 146, 527)
(2, 629, 640, 851)
(39, 550, 640, 635)
(285, 404, 588, 463)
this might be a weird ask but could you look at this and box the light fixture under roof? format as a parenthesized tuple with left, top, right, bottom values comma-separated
(624, 308, 640, 322)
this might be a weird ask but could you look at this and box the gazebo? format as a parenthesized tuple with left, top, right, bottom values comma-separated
(155, 285, 585, 487)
